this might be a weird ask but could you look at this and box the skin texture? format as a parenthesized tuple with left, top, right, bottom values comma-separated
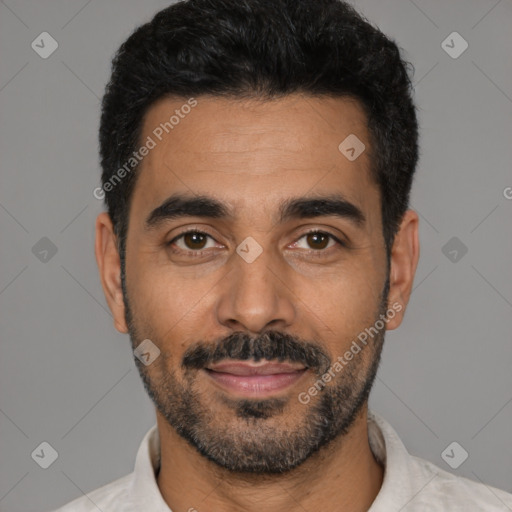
(95, 93, 419, 512)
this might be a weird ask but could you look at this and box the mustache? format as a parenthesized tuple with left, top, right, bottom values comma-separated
(181, 330, 331, 375)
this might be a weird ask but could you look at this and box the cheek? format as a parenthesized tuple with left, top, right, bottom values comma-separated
(296, 264, 383, 338)
(128, 259, 216, 342)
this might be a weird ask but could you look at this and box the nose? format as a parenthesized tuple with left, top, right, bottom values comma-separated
(215, 241, 297, 334)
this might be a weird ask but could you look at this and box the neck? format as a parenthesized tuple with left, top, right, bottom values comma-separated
(156, 403, 384, 512)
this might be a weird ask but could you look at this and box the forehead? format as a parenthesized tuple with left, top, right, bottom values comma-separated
(131, 93, 378, 225)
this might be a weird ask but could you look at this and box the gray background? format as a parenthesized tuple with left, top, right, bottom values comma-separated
(0, 1, 511, 511)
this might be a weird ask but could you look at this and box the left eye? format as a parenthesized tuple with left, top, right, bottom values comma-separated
(292, 231, 339, 251)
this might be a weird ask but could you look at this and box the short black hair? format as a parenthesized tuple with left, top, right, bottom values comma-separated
(99, 0, 419, 271)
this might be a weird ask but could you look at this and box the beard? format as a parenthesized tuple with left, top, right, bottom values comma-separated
(123, 276, 389, 475)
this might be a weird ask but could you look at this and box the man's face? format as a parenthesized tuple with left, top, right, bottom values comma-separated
(118, 94, 394, 473)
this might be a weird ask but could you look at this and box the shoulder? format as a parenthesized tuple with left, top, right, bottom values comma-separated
(407, 454, 512, 511)
(48, 472, 133, 512)
(367, 410, 512, 511)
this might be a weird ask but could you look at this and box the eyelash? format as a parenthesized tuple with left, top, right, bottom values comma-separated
(167, 228, 346, 257)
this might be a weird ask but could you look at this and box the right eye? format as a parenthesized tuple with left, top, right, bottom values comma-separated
(168, 230, 221, 254)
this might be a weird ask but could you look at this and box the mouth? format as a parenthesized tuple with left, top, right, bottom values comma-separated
(203, 360, 308, 396)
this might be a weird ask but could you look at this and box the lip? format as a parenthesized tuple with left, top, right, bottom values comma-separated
(204, 361, 308, 396)
(206, 361, 306, 375)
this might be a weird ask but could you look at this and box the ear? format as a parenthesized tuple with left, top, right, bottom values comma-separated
(385, 209, 420, 330)
(95, 212, 129, 333)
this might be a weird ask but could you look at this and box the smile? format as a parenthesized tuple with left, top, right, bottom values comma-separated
(203, 361, 308, 396)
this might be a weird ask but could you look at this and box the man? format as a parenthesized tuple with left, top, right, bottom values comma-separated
(52, 0, 512, 510)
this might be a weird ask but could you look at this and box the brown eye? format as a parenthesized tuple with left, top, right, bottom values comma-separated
(306, 232, 330, 250)
(169, 230, 217, 252)
(291, 230, 344, 254)
(182, 232, 208, 250)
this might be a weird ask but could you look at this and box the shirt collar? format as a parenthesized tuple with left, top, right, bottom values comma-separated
(366, 409, 430, 510)
(126, 422, 170, 511)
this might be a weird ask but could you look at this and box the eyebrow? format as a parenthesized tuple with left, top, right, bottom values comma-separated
(144, 192, 366, 231)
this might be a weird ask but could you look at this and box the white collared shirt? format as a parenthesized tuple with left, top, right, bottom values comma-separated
(50, 409, 512, 511)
